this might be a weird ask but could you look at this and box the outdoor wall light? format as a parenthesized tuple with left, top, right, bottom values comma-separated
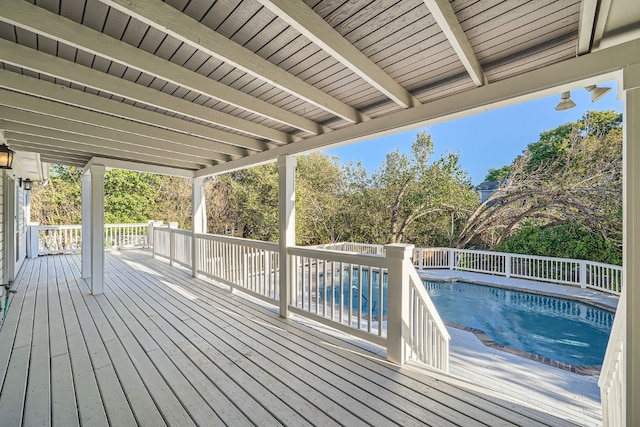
(555, 91, 576, 111)
(0, 143, 15, 169)
(585, 85, 612, 102)
(23, 178, 33, 191)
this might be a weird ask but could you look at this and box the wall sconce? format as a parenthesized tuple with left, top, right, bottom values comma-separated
(23, 178, 33, 191)
(0, 143, 15, 169)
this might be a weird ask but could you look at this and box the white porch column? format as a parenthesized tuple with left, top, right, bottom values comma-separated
(385, 243, 413, 365)
(191, 176, 206, 278)
(90, 164, 105, 294)
(81, 173, 91, 279)
(623, 63, 640, 427)
(278, 155, 296, 318)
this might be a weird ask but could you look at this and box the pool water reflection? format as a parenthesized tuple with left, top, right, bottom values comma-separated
(424, 281, 614, 366)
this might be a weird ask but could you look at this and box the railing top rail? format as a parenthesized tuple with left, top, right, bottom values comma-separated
(288, 245, 389, 268)
(196, 232, 279, 251)
(508, 252, 582, 264)
(454, 248, 507, 256)
(171, 228, 193, 236)
(586, 260, 623, 270)
(104, 223, 151, 228)
(38, 224, 82, 230)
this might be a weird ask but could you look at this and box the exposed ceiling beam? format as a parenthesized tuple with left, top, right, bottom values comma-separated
(84, 157, 195, 178)
(578, 0, 599, 54)
(592, 0, 614, 50)
(39, 156, 90, 167)
(0, 88, 242, 159)
(0, 0, 328, 136)
(195, 38, 640, 178)
(0, 70, 263, 154)
(6, 130, 207, 170)
(99, 0, 369, 124)
(0, 107, 217, 167)
(10, 142, 90, 162)
(0, 40, 285, 148)
(255, 0, 420, 109)
(422, 0, 487, 86)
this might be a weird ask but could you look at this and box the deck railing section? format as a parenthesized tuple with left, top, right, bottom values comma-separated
(407, 263, 450, 371)
(599, 287, 626, 426)
(288, 246, 389, 344)
(195, 233, 279, 303)
(32, 222, 152, 256)
(401, 244, 620, 295)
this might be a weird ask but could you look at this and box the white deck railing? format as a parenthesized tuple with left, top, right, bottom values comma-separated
(288, 246, 389, 343)
(196, 233, 279, 303)
(31, 222, 152, 256)
(599, 287, 626, 426)
(407, 263, 450, 370)
(152, 231, 450, 372)
(412, 246, 621, 295)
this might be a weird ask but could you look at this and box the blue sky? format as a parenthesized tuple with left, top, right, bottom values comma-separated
(324, 81, 622, 185)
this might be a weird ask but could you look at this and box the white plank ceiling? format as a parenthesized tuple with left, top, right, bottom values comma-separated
(0, 0, 639, 177)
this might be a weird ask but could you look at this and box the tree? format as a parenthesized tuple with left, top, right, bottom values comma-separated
(457, 111, 622, 262)
(485, 165, 510, 181)
(345, 132, 478, 245)
(30, 165, 82, 225)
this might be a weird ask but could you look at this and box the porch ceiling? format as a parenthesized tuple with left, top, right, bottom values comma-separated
(0, 0, 639, 176)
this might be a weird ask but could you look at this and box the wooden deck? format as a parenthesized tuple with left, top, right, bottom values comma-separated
(0, 250, 586, 426)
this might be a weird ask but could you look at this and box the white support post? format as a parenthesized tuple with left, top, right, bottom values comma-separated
(278, 155, 296, 318)
(81, 173, 91, 279)
(27, 223, 38, 259)
(579, 261, 587, 288)
(448, 248, 455, 270)
(505, 253, 512, 278)
(192, 176, 206, 277)
(623, 63, 640, 427)
(385, 243, 414, 365)
(89, 165, 105, 294)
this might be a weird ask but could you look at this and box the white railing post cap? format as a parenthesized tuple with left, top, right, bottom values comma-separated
(384, 243, 415, 259)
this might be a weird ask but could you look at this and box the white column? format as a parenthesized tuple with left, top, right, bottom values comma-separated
(90, 165, 105, 294)
(191, 176, 206, 277)
(385, 243, 413, 365)
(623, 63, 640, 427)
(81, 173, 91, 279)
(278, 155, 296, 318)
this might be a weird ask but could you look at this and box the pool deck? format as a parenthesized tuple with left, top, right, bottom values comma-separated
(415, 269, 619, 426)
(418, 269, 619, 310)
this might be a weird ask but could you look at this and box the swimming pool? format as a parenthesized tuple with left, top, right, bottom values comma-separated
(424, 281, 614, 367)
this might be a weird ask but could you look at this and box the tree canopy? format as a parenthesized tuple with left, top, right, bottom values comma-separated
(458, 110, 622, 264)
(30, 114, 622, 265)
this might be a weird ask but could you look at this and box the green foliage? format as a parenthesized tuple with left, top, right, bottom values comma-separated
(496, 223, 621, 265)
(30, 165, 83, 225)
(104, 170, 161, 224)
(485, 165, 510, 181)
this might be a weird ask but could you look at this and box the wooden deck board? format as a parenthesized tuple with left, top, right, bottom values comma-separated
(0, 251, 593, 426)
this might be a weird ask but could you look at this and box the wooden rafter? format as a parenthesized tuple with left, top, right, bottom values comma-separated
(0, 39, 284, 147)
(0, 0, 330, 136)
(256, 0, 420, 109)
(98, 0, 369, 124)
(0, 106, 218, 167)
(422, 0, 487, 86)
(578, 0, 599, 54)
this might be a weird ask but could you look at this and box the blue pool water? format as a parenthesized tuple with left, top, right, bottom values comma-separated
(424, 281, 614, 366)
